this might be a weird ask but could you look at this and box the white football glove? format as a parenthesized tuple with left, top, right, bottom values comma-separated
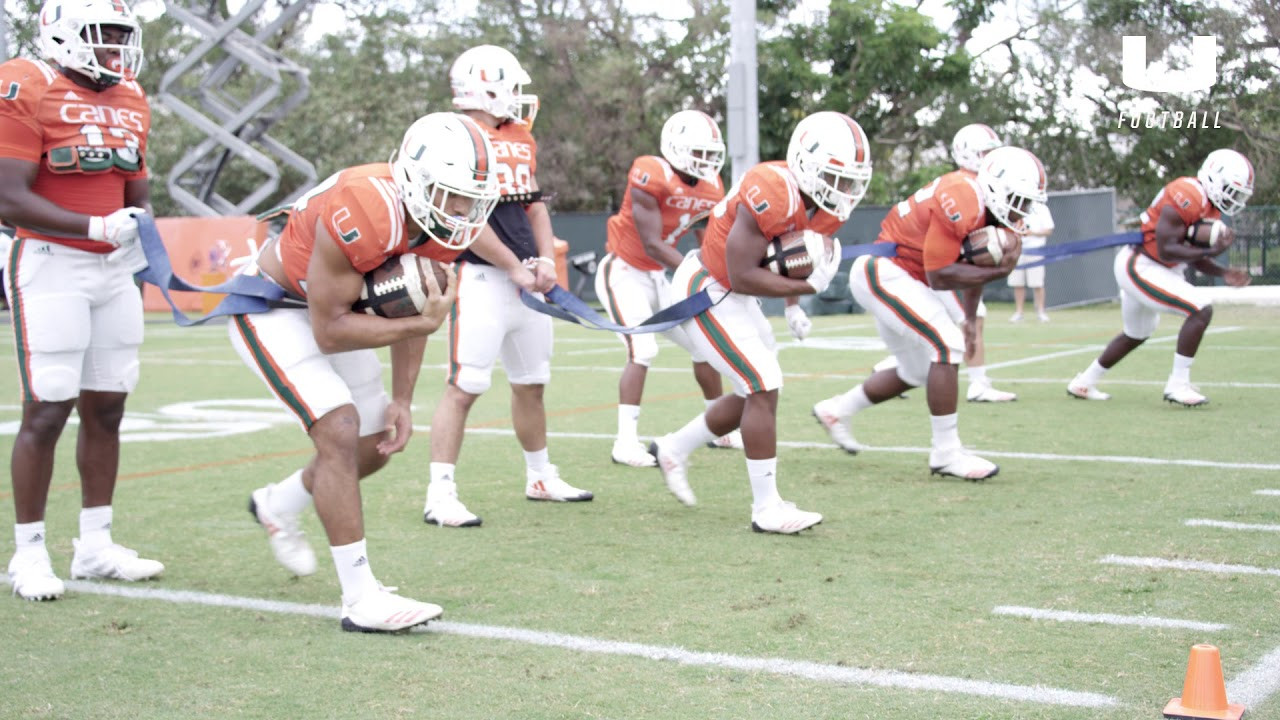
(784, 303, 812, 341)
(107, 238, 149, 274)
(88, 207, 145, 249)
(804, 235, 842, 294)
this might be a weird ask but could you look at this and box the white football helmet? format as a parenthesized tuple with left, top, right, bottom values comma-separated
(39, 0, 143, 85)
(391, 113, 500, 251)
(450, 45, 538, 125)
(785, 111, 873, 222)
(1197, 149, 1253, 216)
(951, 123, 1003, 173)
(660, 110, 726, 182)
(976, 146, 1049, 230)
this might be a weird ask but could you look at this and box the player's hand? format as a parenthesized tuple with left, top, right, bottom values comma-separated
(377, 399, 414, 455)
(1223, 267, 1251, 287)
(530, 257, 557, 293)
(1211, 225, 1236, 255)
(804, 236, 842, 294)
(419, 261, 456, 333)
(107, 237, 149, 274)
(88, 207, 145, 249)
(508, 263, 538, 293)
(784, 303, 812, 341)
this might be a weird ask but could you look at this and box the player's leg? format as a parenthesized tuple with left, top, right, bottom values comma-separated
(596, 255, 661, 466)
(1029, 265, 1049, 321)
(1069, 249, 1149, 400)
(1137, 263, 1215, 407)
(665, 322, 743, 450)
(1010, 269, 1026, 322)
(960, 304, 1016, 403)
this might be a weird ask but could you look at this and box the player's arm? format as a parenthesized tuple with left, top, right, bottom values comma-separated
(925, 218, 1019, 290)
(632, 187, 683, 270)
(467, 213, 538, 292)
(378, 332, 428, 455)
(524, 174, 559, 292)
(0, 157, 110, 241)
(1153, 205, 1228, 263)
(724, 211, 815, 297)
(305, 220, 445, 354)
(124, 177, 153, 216)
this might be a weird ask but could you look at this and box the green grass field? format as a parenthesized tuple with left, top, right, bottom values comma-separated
(1, 303, 1278, 719)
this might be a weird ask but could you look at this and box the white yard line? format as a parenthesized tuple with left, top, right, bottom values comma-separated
(1254, 490, 1280, 497)
(999, 378, 1280, 389)
(984, 327, 1242, 371)
(1226, 645, 1280, 710)
(992, 605, 1229, 632)
(8, 579, 1117, 709)
(1099, 555, 1280, 577)
(1185, 519, 1280, 533)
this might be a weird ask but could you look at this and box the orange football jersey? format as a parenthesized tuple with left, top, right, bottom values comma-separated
(0, 58, 150, 252)
(605, 155, 725, 271)
(879, 169, 987, 283)
(701, 161, 842, 290)
(486, 119, 538, 198)
(1139, 176, 1220, 267)
(277, 163, 459, 298)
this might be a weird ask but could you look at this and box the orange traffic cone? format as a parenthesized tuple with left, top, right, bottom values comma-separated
(1164, 644, 1245, 720)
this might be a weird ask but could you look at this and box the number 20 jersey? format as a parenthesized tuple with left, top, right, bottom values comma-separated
(0, 58, 150, 251)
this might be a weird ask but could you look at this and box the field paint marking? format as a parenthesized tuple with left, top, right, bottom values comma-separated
(1185, 519, 1280, 533)
(1100, 555, 1280, 577)
(12, 579, 1118, 709)
(1004, 378, 1280, 390)
(984, 327, 1242, 371)
(1255, 490, 1280, 497)
(414, 426, 1280, 472)
(1227, 645, 1280, 709)
(992, 605, 1229, 632)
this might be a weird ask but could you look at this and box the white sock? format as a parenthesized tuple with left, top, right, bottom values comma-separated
(331, 539, 379, 606)
(617, 404, 641, 444)
(1080, 359, 1108, 386)
(967, 366, 988, 385)
(1171, 353, 1194, 385)
(14, 521, 48, 555)
(269, 470, 312, 517)
(524, 447, 550, 475)
(747, 457, 781, 513)
(703, 398, 716, 410)
(664, 413, 716, 457)
(930, 413, 961, 453)
(429, 462, 457, 486)
(78, 506, 113, 552)
(832, 385, 874, 418)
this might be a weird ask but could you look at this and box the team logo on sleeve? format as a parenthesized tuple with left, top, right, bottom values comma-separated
(1, 82, 18, 101)
(332, 207, 362, 244)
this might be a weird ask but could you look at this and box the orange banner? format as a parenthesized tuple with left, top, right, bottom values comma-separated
(143, 216, 267, 313)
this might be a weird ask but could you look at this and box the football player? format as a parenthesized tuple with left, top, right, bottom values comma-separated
(813, 146, 1046, 480)
(232, 112, 497, 632)
(0, 0, 161, 601)
(423, 45, 592, 529)
(648, 111, 864, 534)
(596, 109, 743, 468)
(1067, 149, 1252, 407)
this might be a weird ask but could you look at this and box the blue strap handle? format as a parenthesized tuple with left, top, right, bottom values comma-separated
(520, 285, 712, 335)
(1015, 231, 1142, 268)
(135, 215, 288, 326)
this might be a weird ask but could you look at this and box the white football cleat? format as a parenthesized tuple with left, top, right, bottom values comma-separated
(70, 541, 164, 581)
(705, 429, 744, 450)
(1009, 312, 1024, 323)
(8, 550, 65, 601)
(1066, 375, 1111, 401)
(423, 481, 482, 527)
(750, 500, 823, 534)
(611, 439, 658, 467)
(526, 465, 594, 502)
(1163, 382, 1208, 408)
(250, 484, 318, 576)
(929, 448, 999, 481)
(811, 399, 862, 454)
(1038, 312, 1051, 323)
(649, 440, 696, 506)
(966, 382, 1018, 403)
(340, 588, 443, 633)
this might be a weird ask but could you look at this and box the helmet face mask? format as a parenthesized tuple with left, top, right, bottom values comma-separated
(392, 113, 500, 251)
(1197, 149, 1253, 217)
(976, 146, 1049, 230)
(39, 0, 143, 86)
(786, 111, 873, 222)
(660, 110, 726, 182)
(952, 123, 1003, 173)
(450, 45, 538, 125)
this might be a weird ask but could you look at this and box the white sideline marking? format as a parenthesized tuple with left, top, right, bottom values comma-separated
(1185, 519, 1280, 533)
(1100, 555, 1280, 577)
(17, 580, 1117, 709)
(992, 605, 1229, 632)
(1006, 378, 1280, 390)
(1227, 645, 1280, 709)
(1255, 490, 1280, 497)
(414, 426, 1280, 472)
(984, 327, 1242, 371)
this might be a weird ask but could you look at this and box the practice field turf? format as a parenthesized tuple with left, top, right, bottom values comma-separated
(1, 303, 1277, 719)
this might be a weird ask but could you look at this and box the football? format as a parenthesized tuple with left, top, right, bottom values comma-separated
(351, 254, 451, 318)
(761, 229, 831, 280)
(1186, 219, 1227, 249)
(962, 226, 1020, 267)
